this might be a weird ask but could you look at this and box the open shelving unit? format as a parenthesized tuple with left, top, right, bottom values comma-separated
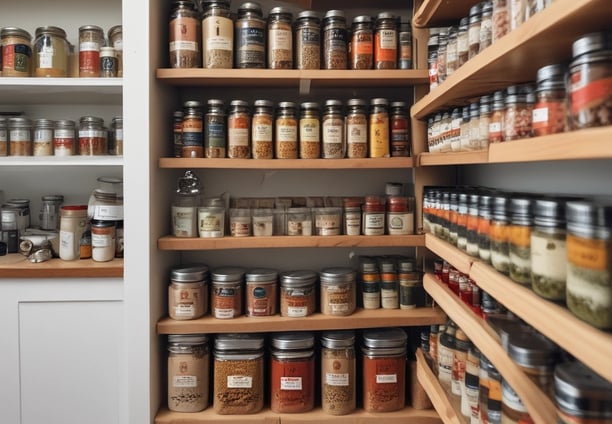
(159, 157, 415, 169)
(0, 255, 123, 278)
(413, 0, 479, 28)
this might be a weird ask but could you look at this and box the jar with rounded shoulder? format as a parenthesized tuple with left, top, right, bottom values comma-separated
(323, 10, 347, 70)
(202, 0, 233, 68)
(167, 334, 209, 413)
(204, 99, 226, 158)
(78, 116, 107, 156)
(235, 2, 265, 69)
(169, 264, 209, 320)
(468, 4, 481, 60)
(79, 25, 104, 77)
(182, 100, 203, 158)
(34, 26, 68, 77)
(374, 12, 397, 69)
(350, 16, 373, 69)
(345, 99, 368, 158)
(39, 194, 64, 231)
(33, 118, 54, 156)
(1, 27, 32, 77)
(169, 0, 201, 69)
(91, 220, 116, 262)
(0, 118, 7, 156)
(279, 270, 317, 317)
(251, 100, 274, 159)
(320, 267, 356, 316)
(198, 203, 224, 238)
(369, 98, 389, 158)
(59, 205, 88, 260)
(245, 268, 278, 317)
(295, 11, 320, 70)
(275, 102, 298, 159)
(479, 1, 493, 53)
(211, 266, 245, 319)
(267, 7, 293, 69)
(457, 17, 469, 67)
(227, 100, 250, 158)
(322, 100, 344, 158)
(489, 90, 505, 143)
(299, 102, 320, 159)
(533, 64, 567, 136)
(108, 25, 123, 77)
(321, 331, 356, 415)
(509, 197, 533, 285)
(9, 117, 32, 156)
(504, 93, 530, 141)
(229, 208, 251, 237)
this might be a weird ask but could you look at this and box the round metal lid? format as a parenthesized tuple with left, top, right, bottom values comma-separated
(171, 264, 210, 282)
(214, 333, 265, 351)
(321, 330, 355, 348)
(554, 361, 612, 417)
(362, 327, 407, 348)
(507, 332, 558, 367)
(319, 267, 356, 285)
(271, 332, 315, 350)
(211, 266, 245, 282)
(245, 268, 278, 282)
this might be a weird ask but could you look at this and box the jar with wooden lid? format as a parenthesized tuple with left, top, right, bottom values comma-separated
(227, 100, 250, 158)
(350, 16, 373, 69)
(79, 25, 104, 77)
(374, 12, 397, 69)
(267, 7, 293, 69)
(169, 264, 209, 320)
(279, 270, 317, 317)
(235, 2, 265, 69)
(320, 267, 356, 316)
(295, 11, 320, 70)
(34, 26, 68, 77)
(345, 99, 368, 158)
(321, 331, 356, 415)
(323, 10, 347, 70)
(275, 102, 297, 159)
(299, 102, 320, 159)
(1, 27, 32, 77)
(211, 266, 245, 319)
(167, 334, 209, 412)
(509, 197, 533, 285)
(9, 117, 32, 156)
(213, 333, 265, 414)
(251, 99, 274, 159)
(202, 0, 233, 68)
(270, 332, 315, 413)
(169, 0, 201, 68)
(245, 268, 277, 317)
(322, 99, 344, 158)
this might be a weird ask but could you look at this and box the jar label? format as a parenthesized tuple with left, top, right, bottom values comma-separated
(170, 16, 199, 47)
(38, 46, 54, 69)
(174, 303, 195, 316)
(205, 122, 225, 147)
(270, 29, 292, 50)
(347, 123, 367, 144)
(567, 234, 608, 270)
(287, 219, 312, 236)
(203, 16, 233, 52)
(238, 27, 265, 49)
(34, 129, 53, 142)
(300, 27, 320, 46)
(0, 129, 7, 142)
(54, 129, 75, 139)
(91, 232, 112, 247)
(3, 44, 32, 72)
(59, 230, 77, 260)
(172, 206, 196, 237)
(570, 74, 612, 114)
(172, 375, 197, 388)
(227, 375, 253, 388)
(228, 128, 249, 146)
(325, 372, 349, 386)
(531, 234, 567, 281)
(376, 374, 397, 384)
(252, 216, 273, 236)
(93, 204, 124, 220)
(199, 211, 224, 237)
(253, 123, 272, 142)
(532, 107, 548, 124)
(10, 129, 30, 142)
(323, 121, 343, 144)
(388, 212, 413, 235)
(378, 30, 396, 50)
(280, 376, 302, 390)
(300, 119, 320, 142)
(277, 125, 297, 142)
(287, 306, 307, 317)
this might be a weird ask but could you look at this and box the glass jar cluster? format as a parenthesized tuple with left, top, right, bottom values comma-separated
(173, 97, 411, 159)
(423, 185, 612, 330)
(0, 24, 122, 78)
(169, 1, 413, 70)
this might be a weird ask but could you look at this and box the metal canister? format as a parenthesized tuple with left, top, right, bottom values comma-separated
(320, 267, 357, 316)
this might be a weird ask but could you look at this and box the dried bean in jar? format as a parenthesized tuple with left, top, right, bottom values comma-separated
(228, 100, 250, 158)
(350, 16, 373, 70)
(205, 99, 226, 158)
(323, 10, 348, 70)
(295, 11, 321, 70)
(268, 8, 293, 69)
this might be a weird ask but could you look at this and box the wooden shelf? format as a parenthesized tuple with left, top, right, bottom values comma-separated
(159, 157, 415, 169)
(412, 0, 612, 119)
(158, 235, 425, 251)
(425, 234, 474, 274)
(0, 77, 122, 105)
(415, 349, 468, 424)
(418, 151, 487, 166)
(413, 0, 480, 28)
(423, 274, 558, 423)
(0, 156, 123, 167)
(0, 254, 123, 278)
(155, 406, 442, 424)
(470, 262, 612, 383)
(158, 307, 446, 334)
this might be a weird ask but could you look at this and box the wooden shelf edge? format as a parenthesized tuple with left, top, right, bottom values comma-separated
(157, 307, 447, 334)
(415, 349, 467, 424)
(0, 255, 124, 278)
(413, 0, 480, 28)
(418, 151, 488, 166)
(423, 274, 558, 423)
(424, 234, 474, 274)
(470, 262, 612, 382)
(159, 157, 415, 169)
(158, 235, 426, 251)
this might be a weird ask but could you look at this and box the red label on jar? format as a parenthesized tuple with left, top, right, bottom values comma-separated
(79, 51, 100, 75)
(570, 75, 612, 114)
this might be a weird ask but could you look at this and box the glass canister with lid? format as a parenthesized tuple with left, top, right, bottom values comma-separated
(279, 270, 317, 317)
(213, 333, 265, 414)
(204, 99, 226, 158)
(251, 99, 274, 159)
(299, 102, 321, 159)
(323, 10, 348, 70)
(79, 25, 104, 77)
(374, 12, 397, 69)
(508, 331, 558, 396)
(345, 98, 368, 158)
(533, 63, 567, 136)
(8, 117, 32, 156)
(1, 27, 32, 77)
(235, 2, 266, 69)
(369, 98, 390, 158)
(322, 99, 345, 158)
(320, 267, 356, 316)
(202, 0, 233, 68)
(169, 264, 209, 320)
(491, 194, 511, 274)
(350, 15, 373, 70)
(78, 116, 107, 155)
(321, 330, 356, 415)
(108, 25, 123, 77)
(169, 0, 201, 68)
(182, 100, 203, 158)
(509, 197, 533, 285)
(33, 118, 55, 156)
(211, 266, 245, 319)
(39, 194, 64, 231)
(34, 26, 69, 77)
(167, 334, 210, 412)
(295, 11, 321, 70)
(275, 101, 298, 159)
(267, 7, 293, 69)
(245, 268, 278, 317)
(227, 100, 251, 158)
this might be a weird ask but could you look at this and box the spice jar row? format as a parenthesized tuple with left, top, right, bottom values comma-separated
(428, 0, 555, 90)
(170, 1, 413, 70)
(423, 185, 612, 330)
(0, 115, 123, 157)
(1, 24, 122, 78)
(173, 97, 411, 159)
(426, 30, 612, 153)
(421, 317, 612, 424)
(167, 327, 414, 415)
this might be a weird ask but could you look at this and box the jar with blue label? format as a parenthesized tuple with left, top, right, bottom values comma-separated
(204, 99, 226, 158)
(235, 2, 265, 68)
(245, 268, 278, 317)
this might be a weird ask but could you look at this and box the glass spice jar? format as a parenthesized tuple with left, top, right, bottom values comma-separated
(437, 30, 448, 84)
(508, 331, 558, 397)
(314, 207, 342, 235)
(509, 0, 526, 31)
(533, 63, 567, 136)
(504, 91, 531, 141)
(78, 116, 107, 156)
(33, 118, 55, 156)
(79, 25, 104, 77)
(8, 117, 32, 156)
(235, 2, 266, 69)
(321, 331, 356, 416)
(245, 268, 278, 317)
(182, 100, 203, 158)
(360, 257, 380, 309)
(477, 193, 493, 264)
(202, 0, 233, 69)
(53, 119, 75, 156)
(227, 100, 250, 158)
(398, 17, 412, 70)
(489, 195, 510, 274)
(343, 197, 363, 236)
(457, 192, 469, 251)
(380, 260, 399, 309)
(479, 95, 492, 150)
(99, 47, 118, 78)
(251, 99, 274, 159)
(34, 26, 69, 77)
(279, 270, 317, 317)
(275, 101, 298, 159)
(346, 99, 368, 158)
(428, 31, 440, 90)
(295, 11, 321, 70)
(350, 16, 373, 70)
(387, 196, 413, 235)
(398, 258, 420, 309)
(320, 267, 356, 316)
(0, 118, 7, 156)
(439, 110, 452, 153)
(167, 334, 210, 413)
(460, 105, 471, 151)
(323, 10, 348, 70)
(39, 194, 64, 231)
(268, 7, 293, 69)
(299, 102, 321, 159)
(322, 99, 345, 158)
(468, 3, 482, 60)
(390, 101, 410, 157)
(479, 1, 493, 53)
(198, 199, 225, 238)
(91, 220, 116, 262)
(204, 99, 226, 158)
(229, 208, 251, 237)
(492, 0, 509, 43)
(108, 25, 123, 77)
(468, 101, 481, 150)
(168, 264, 209, 320)
(287, 208, 312, 236)
(369, 98, 390, 158)
(169, 0, 201, 68)
(1, 27, 32, 77)
(374, 12, 397, 70)
(109, 116, 123, 156)
(509, 197, 533, 285)
(466, 193, 480, 257)
(211, 266, 245, 319)
(457, 17, 469, 68)
(362, 195, 386, 236)
(449, 191, 460, 245)
(489, 90, 505, 143)
(446, 26, 458, 77)
(450, 107, 462, 151)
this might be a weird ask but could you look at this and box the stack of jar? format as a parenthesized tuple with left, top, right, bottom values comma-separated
(167, 328, 412, 415)
(423, 185, 612, 330)
(173, 97, 411, 159)
(0, 114, 123, 157)
(0, 24, 122, 78)
(170, 1, 413, 70)
(432, 259, 489, 317)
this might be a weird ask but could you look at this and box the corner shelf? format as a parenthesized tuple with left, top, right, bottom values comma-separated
(159, 157, 415, 169)
(413, 0, 480, 28)
(0, 254, 123, 278)
(423, 274, 558, 423)
(424, 234, 474, 274)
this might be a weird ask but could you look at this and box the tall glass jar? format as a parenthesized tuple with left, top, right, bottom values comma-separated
(479, 1, 493, 53)
(508, 331, 558, 396)
(446, 26, 458, 77)
(275, 102, 298, 159)
(350, 16, 373, 70)
(299, 102, 320, 159)
(0, 118, 7, 156)
(479, 96, 491, 150)
(78, 116, 106, 155)
(211, 266, 245, 319)
(466, 193, 480, 257)
(345, 99, 368, 158)
(227, 100, 250, 158)
(34, 26, 68, 77)
(428, 32, 439, 90)
(109, 116, 123, 156)
(295, 11, 320, 70)
(360, 257, 380, 308)
(374, 12, 397, 69)
(54, 119, 76, 156)
(204, 99, 226, 158)
(169, 0, 201, 68)
(492, 0, 509, 43)
(468, 101, 481, 150)
(171, 170, 202, 238)
(437, 29, 448, 83)
(268, 7, 293, 69)
(390, 101, 410, 157)
(108, 25, 123, 77)
(533, 63, 567, 136)
(33, 118, 54, 156)
(322, 99, 344, 158)
(509, 197, 533, 285)
(167, 334, 209, 412)
(251, 99, 274, 159)
(369, 98, 389, 158)
(491, 195, 510, 274)
(59, 205, 89, 260)
(1, 27, 32, 77)
(39, 194, 64, 231)
(9, 117, 33, 156)
(504, 92, 530, 141)
(79, 25, 104, 77)
(468, 4, 482, 60)
(235, 2, 265, 69)
(202, 0, 233, 68)
(323, 10, 348, 70)
(321, 331, 356, 415)
(182, 100, 204, 158)
(398, 18, 412, 70)
(478, 193, 493, 264)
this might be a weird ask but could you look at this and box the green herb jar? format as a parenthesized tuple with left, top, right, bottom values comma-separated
(509, 197, 533, 285)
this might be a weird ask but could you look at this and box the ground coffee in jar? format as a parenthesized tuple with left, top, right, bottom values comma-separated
(167, 334, 209, 412)
(279, 270, 317, 317)
(321, 331, 356, 415)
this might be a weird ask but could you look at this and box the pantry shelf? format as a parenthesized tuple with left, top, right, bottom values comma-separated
(157, 307, 446, 334)
(470, 262, 612, 382)
(0, 254, 123, 278)
(418, 151, 487, 166)
(159, 157, 415, 169)
(0, 156, 123, 167)
(415, 349, 468, 424)
(423, 274, 558, 423)
(411, 0, 612, 119)
(158, 235, 425, 250)
(425, 234, 474, 274)
(0, 77, 123, 105)
(413, 0, 480, 28)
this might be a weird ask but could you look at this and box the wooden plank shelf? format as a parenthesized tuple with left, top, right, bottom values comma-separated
(418, 151, 487, 166)
(413, 0, 480, 28)
(425, 234, 474, 275)
(0, 254, 123, 278)
(423, 274, 558, 423)
(0, 156, 123, 167)
(157, 307, 446, 334)
(159, 157, 415, 169)
(470, 262, 612, 383)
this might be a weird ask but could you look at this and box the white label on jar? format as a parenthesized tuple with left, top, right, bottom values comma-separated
(347, 123, 367, 144)
(438, 346, 453, 385)
(253, 123, 272, 141)
(387, 212, 414, 235)
(10, 129, 30, 142)
(229, 128, 249, 146)
(93, 204, 124, 220)
(316, 214, 340, 235)
(270, 29, 291, 50)
(277, 125, 297, 142)
(363, 292, 380, 309)
(323, 122, 343, 144)
(287, 219, 312, 236)
(380, 30, 397, 49)
(79, 129, 106, 138)
(39, 46, 54, 68)
(54, 129, 75, 139)
(227, 375, 253, 388)
(80, 41, 100, 52)
(214, 308, 235, 319)
(376, 374, 397, 384)
(466, 386, 480, 424)
(59, 230, 77, 260)
(300, 120, 319, 142)
(230, 216, 251, 237)
(252, 216, 273, 236)
(0, 129, 7, 142)
(331, 303, 349, 313)
(206, 36, 232, 51)
(345, 214, 361, 236)
(34, 129, 53, 142)
(531, 234, 566, 281)
(115, 129, 124, 140)
(173, 375, 197, 388)
(489, 121, 502, 133)
(363, 212, 385, 235)
(280, 376, 303, 390)
(92, 233, 112, 247)
(532, 107, 548, 124)
(174, 303, 195, 316)
(326, 373, 349, 386)
(172, 206, 196, 237)
(287, 306, 307, 317)
(169, 40, 198, 52)
(199, 211, 224, 238)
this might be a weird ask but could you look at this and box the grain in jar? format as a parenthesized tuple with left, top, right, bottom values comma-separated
(1, 27, 32, 77)
(211, 266, 245, 319)
(182, 100, 203, 158)
(169, 0, 201, 68)
(390, 101, 410, 157)
(108, 25, 123, 77)
(204, 99, 226, 158)
(267, 7, 293, 69)
(468, 4, 482, 60)
(479, 1, 493, 53)
(251, 100, 274, 159)
(509, 197, 533, 285)
(227, 100, 250, 158)
(9, 117, 32, 156)
(34, 26, 68, 77)
(78, 116, 107, 155)
(275, 101, 298, 159)
(323, 10, 348, 70)
(314, 207, 342, 235)
(213, 333, 264, 414)
(374, 12, 397, 70)
(169, 264, 209, 320)
(235, 2, 266, 69)
(504, 87, 533, 141)
(270, 333, 315, 413)
(245, 268, 277, 317)
(320, 267, 356, 316)
(322, 100, 344, 158)
(492, 0, 509, 43)
(345, 99, 368, 158)
(202, 0, 233, 69)
(295, 11, 320, 70)
(369, 98, 390, 158)
(509, 0, 526, 31)
(299, 102, 320, 159)
(350, 16, 373, 70)
(321, 331, 356, 415)
(167, 334, 209, 412)
(33, 118, 54, 156)
(533, 64, 567, 136)
(279, 270, 317, 317)
(361, 327, 407, 412)
(507, 331, 558, 396)
(79, 25, 104, 77)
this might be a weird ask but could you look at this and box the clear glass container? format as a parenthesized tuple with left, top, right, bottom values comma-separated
(321, 331, 356, 415)
(322, 99, 344, 158)
(9, 117, 33, 156)
(211, 266, 245, 319)
(39, 194, 64, 231)
(489, 90, 505, 143)
(345, 99, 368, 158)
(398, 18, 412, 70)
(457, 17, 469, 67)
(374, 12, 397, 69)
(267, 7, 293, 69)
(78, 116, 106, 156)
(33, 118, 54, 156)
(1, 27, 32, 77)
(299, 102, 321, 159)
(34, 26, 68, 77)
(391, 101, 410, 157)
(169, 0, 201, 68)
(468, 4, 482, 60)
(446, 27, 458, 77)
(350, 16, 373, 70)
(202, 0, 233, 68)
(108, 25, 123, 77)
(229, 208, 251, 237)
(323, 10, 348, 70)
(235, 2, 265, 69)
(533, 64, 567, 136)
(509, 197, 533, 285)
(204, 99, 226, 158)
(109, 116, 123, 156)
(479, 96, 491, 150)
(182, 100, 203, 158)
(436, 29, 447, 83)
(492, 0, 509, 43)
(279, 270, 317, 317)
(171, 171, 202, 237)
(286, 207, 312, 236)
(275, 102, 298, 159)
(369, 98, 389, 158)
(227, 100, 250, 158)
(320, 267, 356, 316)
(295, 11, 320, 70)
(491, 195, 510, 274)
(251, 99, 274, 159)
(167, 334, 209, 412)
(78, 25, 104, 77)
(169, 264, 209, 320)
(479, 1, 493, 53)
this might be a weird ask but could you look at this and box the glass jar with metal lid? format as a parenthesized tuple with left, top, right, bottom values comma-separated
(380, 259, 399, 309)
(446, 27, 458, 76)
(167, 334, 210, 412)
(204, 99, 226, 158)
(182, 100, 203, 158)
(374, 12, 397, 69)
(398, 257, 420, 309)
(436, 30, 448, 84)
(320, 267, 356, 316)
(59, 205, 88, 261)
(79, 25, 104, 77)
(350, 15, 373, 70)
(270, 332, 315, 413)
(251, 99, 274, 159)
(169, 0, 201, 69)
(509, 197, 533, 285)
(490, 194, 511, 274)
(508, 331, 558, 396)
(359, 257, 380, 309)
(554, 361, 612, 424)
(202, 0, 233, 69)
(390, 101, 410, 157)
(323, 10, 348, 70)
(245, 268, 278, 317)
(346, 98, 368, 158)
(321, 330, 356, 415)
(477, 193, 493, 264)
(211, 266, 245, 319)
(1, 27, 32, 77)
(100, 46, 118, 78)
(398, 17, 412, 70)
(565, 201, 612, 329)
(322, 99, 344, 158)
(213, 333, 265, 414)
(34, 26, 68, 77)
(533, 63, 567, 136)
(466, 193, 480, 257)
(267, 7, 293, 69)
(78, 116, 107, 155)
(361, 327, 407, 412)
(8, 117, 32, 156)
(299, 102, 320, 159)
(295, 11, 321, 70)
(275, 101, 298, 159)
(227, 100, 250, 158)
(6, 198, 31, 232)
(109, 116, 123, 156)
(108, 25, 123, 77)
(478, 95, 491, 150)
(468, 3, 482, 60)
(489, 90, 505, 143)
(369, 98, 390, 158)
(279, 270, 317, 317)
(33, 118, 54, 156)
(235, 2, 266, 69)
(479, 1, 493, 53)
(39, 194, 64, 231)
(0, 117, 7, 156)
(91, 219, 116, 262)
(168, 264, 209, 320)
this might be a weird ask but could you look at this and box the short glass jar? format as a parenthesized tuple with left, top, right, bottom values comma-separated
(321, 331, 356, 415)
(314, 207, 342, 235)
(211, 266, 245, 319)
(299, 102, 321, 159)
(252, 208, 274, 236)
(198, 203, 225, 238)
(169, 264, 209, 320)
(33, 118, 55, 156)
(504, 92, 533, 141)
(295, 11, 320, 70)
(9, 117, 32, 156)
(532, 64, 567, 136)
(323, 10, 348, 70)
(492, 0, 509, 43)
(322, 99, 344, 158)
(91, 220, 116, 262)
(362, 195, 385, 236)
(1, 27, 32, 77)
(320, 267, 356, 316)
(229, 208, 251, 237)
(245, 268, 278, 317)
(39, 194, 64, 231)
(182, 100, 203, 158)
(78, 116, 106, 156)
(279, 270, 317, 317)
(34, 26, 69, 77)
(234, 2, 265, 69)
(275, 102, 298, 159)
(167, 334, 209, 413)
(286, 207, 312, 236)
